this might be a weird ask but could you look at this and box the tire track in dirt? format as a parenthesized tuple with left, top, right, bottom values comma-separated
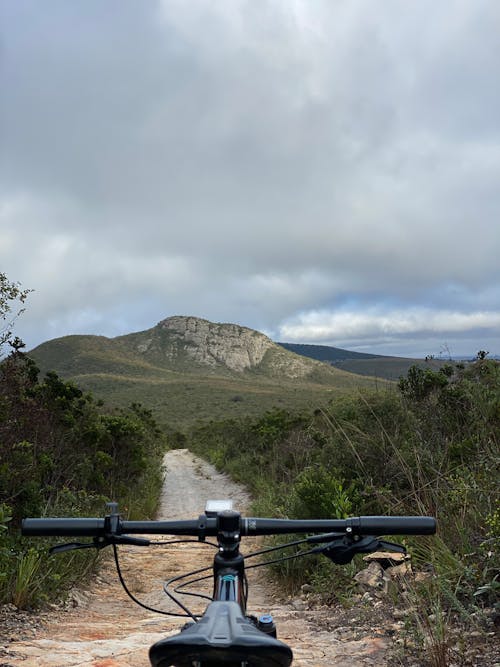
(3, 449, 388, 666)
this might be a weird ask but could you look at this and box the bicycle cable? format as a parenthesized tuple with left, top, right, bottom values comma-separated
(147, 539, 219, 548)
(244, 546, 319, 571)
(243, 536, 312, 561)
(170, 536, 315, 608)
(163, 564, 215, 620)
(114, 535, 326, 618)
(112, 540, 218, 620)
(171, 536, 314, 591)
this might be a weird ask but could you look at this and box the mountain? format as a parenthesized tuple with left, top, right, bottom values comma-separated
(29, 316, 386, 429)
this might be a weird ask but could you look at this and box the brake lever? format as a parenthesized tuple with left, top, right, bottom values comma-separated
(376, 540, 406, 553)
(49, 535, 151, 555)
(311, 535, 406, 564)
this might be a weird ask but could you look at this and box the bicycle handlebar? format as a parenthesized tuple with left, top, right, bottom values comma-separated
(22, 514, 436, 538)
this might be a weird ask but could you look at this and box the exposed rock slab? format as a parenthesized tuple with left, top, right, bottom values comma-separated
(158, 316, 273, 372)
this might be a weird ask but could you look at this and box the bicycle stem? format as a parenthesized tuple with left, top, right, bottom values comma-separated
(212, 510, 247, 611)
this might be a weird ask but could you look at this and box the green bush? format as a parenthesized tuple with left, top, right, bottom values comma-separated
(0, 350, 167, 607)
(286, 465, 355, 520)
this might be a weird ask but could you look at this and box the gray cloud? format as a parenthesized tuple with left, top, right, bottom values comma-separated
(1, 0, 499, 357)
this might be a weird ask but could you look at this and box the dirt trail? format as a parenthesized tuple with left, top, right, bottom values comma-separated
(3, 449, 388, 666)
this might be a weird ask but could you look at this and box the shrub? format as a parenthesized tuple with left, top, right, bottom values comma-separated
(0, 350, 167, 607)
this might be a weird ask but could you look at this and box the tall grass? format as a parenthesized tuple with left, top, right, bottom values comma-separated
(11, 548, 41, 608)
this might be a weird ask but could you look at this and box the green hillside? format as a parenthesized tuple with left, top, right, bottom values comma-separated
(67, 371, 370, 429)
(29, 318, 389, 430)
(332, 356, 444, 380)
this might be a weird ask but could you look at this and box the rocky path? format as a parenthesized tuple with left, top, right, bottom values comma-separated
(2, 449, 389, 666)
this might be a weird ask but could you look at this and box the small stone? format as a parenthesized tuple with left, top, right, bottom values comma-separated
(467, 630, 483, 638)
(290, 599, 306, 611)
(386, 563, 412, 578)
(363, 551, 410, 564)
(393, 606, 416, 618)
(354, 561, 390, 595)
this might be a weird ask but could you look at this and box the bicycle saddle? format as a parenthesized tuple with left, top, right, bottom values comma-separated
(149, 601, 293, 667)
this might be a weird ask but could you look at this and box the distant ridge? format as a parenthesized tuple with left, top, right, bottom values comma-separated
(277, 341, 442, 380)
(278, 342, 382, 363)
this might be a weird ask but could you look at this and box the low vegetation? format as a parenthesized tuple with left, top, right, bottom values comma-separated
(0, 347, 167, 608)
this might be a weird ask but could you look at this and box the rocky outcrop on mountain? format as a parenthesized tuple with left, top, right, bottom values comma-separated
(132, 316, 325, 378)
(158, 316, 273, 372)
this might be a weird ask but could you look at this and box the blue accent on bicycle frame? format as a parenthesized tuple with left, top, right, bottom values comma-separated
(259, 614, 273, 624)
(217, 573, 239, 602)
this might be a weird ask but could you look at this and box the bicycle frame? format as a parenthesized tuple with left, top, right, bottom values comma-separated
(150, 508, 292, 666)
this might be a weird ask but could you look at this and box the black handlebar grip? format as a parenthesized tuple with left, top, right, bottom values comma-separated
(356, 516, 436, 535)
(22, 518, 106, 537)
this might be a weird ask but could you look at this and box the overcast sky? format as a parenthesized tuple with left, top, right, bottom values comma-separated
(1, 0, 499, 358)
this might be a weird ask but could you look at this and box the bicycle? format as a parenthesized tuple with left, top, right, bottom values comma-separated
(22, 500, 436, 666)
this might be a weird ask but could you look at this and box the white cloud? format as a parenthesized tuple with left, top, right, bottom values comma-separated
(280, 307, 500, 344)
(1, 0, 499, 356)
